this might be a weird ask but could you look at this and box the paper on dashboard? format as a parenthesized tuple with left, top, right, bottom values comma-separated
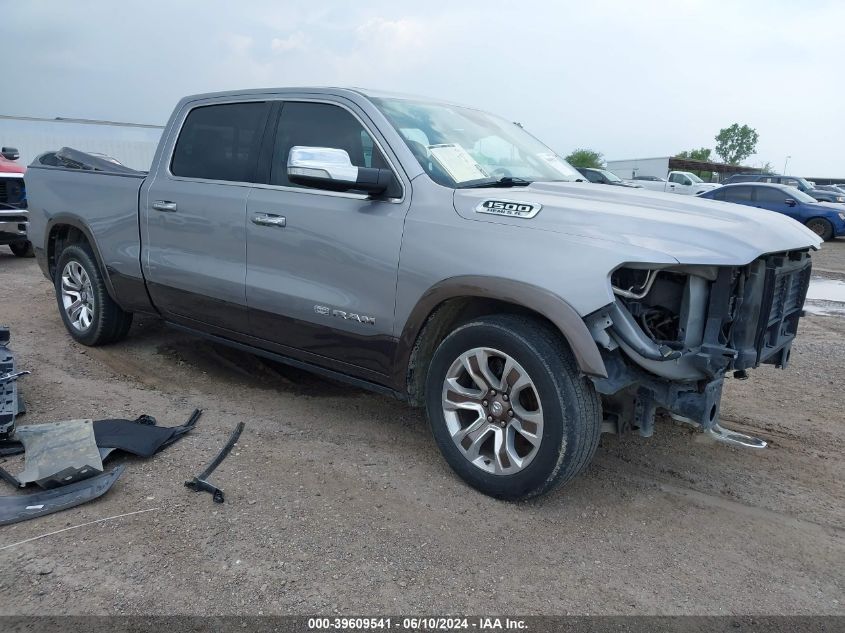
(428, 144, 489, 183)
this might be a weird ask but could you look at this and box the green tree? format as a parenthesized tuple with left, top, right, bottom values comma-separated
(675, 147, 712, 162)
(565, 148, 604, 169)
(714, 124, 759, 165)
(674, 148, 714, 180)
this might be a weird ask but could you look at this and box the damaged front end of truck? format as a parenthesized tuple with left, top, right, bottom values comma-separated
(587, 250, 813, 437)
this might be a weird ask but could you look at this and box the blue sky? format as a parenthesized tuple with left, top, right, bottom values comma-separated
(4, 0, 843, 176)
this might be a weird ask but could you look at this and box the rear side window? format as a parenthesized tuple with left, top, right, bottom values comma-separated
(171, 102, 269, 182)
(724, 186, 753, 202)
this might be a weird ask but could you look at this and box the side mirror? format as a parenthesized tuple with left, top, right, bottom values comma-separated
(1, 147, 20, 161)
(785, 198, 797, 207)
(287, 146, 392, 195)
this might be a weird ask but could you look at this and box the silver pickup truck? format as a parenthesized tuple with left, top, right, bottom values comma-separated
(26, 88, 820, 500)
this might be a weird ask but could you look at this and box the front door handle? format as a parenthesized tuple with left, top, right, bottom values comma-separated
(152, 200, 178, 212)
(251, 213, 286, 228)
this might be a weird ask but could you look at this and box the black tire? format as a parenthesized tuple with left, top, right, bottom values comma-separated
(806, 218, 834, 241)
(425, 314, 602, 501)
(9, 241, 34, 258)
(54, 243, 133, 346)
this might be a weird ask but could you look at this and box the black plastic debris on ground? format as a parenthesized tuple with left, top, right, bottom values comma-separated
(0, 325, 23, 440)
(185, 420, 244, 504)
(94, 408, 201, 459)
(0, 409, 201, 525)
(0, 465, 125, 526)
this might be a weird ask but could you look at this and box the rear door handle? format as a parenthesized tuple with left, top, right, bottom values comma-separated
(251, 213, 286, 228)
(152, 200, 177, 212)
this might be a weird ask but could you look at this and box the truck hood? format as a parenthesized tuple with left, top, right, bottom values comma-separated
(453, 181, 821, 265)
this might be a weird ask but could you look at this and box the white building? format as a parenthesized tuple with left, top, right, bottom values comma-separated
(0, 115, 163, 171)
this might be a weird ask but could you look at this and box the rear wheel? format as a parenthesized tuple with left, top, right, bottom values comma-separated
(9, 241, 34, 258)
(425, 314, 602, 500)
(806, 218, 834, 241)
(54, 243, 133, 345)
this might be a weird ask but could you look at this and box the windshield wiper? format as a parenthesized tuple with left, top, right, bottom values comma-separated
(462, 176, 533, 189)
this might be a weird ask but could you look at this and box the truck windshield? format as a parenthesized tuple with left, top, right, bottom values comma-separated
(687, 173, 704, 183)
(371, 97, 583, 188)
(600, 170, 623, 182)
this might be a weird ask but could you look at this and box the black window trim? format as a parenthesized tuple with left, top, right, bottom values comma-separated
(165, 96, 405, 204)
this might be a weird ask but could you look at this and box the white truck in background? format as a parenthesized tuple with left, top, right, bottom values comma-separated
(632, 171, 719, 196)
(608, 157, 720, 196)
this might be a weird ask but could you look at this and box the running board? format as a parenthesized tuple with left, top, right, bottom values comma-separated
(706, 422, 767, 449)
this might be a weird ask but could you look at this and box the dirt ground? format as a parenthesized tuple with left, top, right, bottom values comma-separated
(0, 241, 843, 616)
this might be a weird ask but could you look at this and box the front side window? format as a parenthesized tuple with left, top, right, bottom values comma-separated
(270, 102, 397, 196)
(371, 97, 582, 187)
(171, 102, 269, 182)
(754, 187, 790, 204)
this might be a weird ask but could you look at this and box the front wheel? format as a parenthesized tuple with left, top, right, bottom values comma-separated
(54, 243, 133, 346)
(806, 218, 834, 241)
(425, 314, 602, 500)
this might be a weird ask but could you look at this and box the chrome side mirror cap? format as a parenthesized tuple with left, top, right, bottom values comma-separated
(287, 146, 391, 195)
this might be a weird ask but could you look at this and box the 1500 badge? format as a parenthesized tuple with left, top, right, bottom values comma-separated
(475, 199, 542, 218)
(314, 305, 376, 325)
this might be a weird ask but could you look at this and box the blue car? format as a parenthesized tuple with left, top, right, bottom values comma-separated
(699, 183, 845, 241)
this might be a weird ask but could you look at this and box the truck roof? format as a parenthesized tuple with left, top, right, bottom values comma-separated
(177, 87, 470, 109)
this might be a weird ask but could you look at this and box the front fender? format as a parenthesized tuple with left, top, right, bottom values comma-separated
(394, 275, 608, 385)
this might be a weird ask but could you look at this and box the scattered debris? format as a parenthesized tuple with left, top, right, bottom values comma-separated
(1, 419, 102, 488)
(707, 423, 768, 449)
(0, 409, 200, 525)
(94, 408, 201, 459)
(0, 465, 124, 526)
(185, 421, 245, 504)
(0, 325, 26, 440)
(0, 441, 23, 457)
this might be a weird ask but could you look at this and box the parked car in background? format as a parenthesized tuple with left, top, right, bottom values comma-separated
(722, 173, 815, 193)
(815, 184, 845, 194)
(575, 167, 642, 187)
(0, 146, 33, 257)
(632, 170, 719, 196)
(809, 188, 845, 205)
(699, 183, 845, 241)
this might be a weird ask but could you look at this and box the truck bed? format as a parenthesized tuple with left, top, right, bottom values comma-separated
(25, 150, 148, 291)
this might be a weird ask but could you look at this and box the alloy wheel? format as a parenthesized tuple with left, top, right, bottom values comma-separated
(61, 261, 95, 331)
(441, 347, 544, 475)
